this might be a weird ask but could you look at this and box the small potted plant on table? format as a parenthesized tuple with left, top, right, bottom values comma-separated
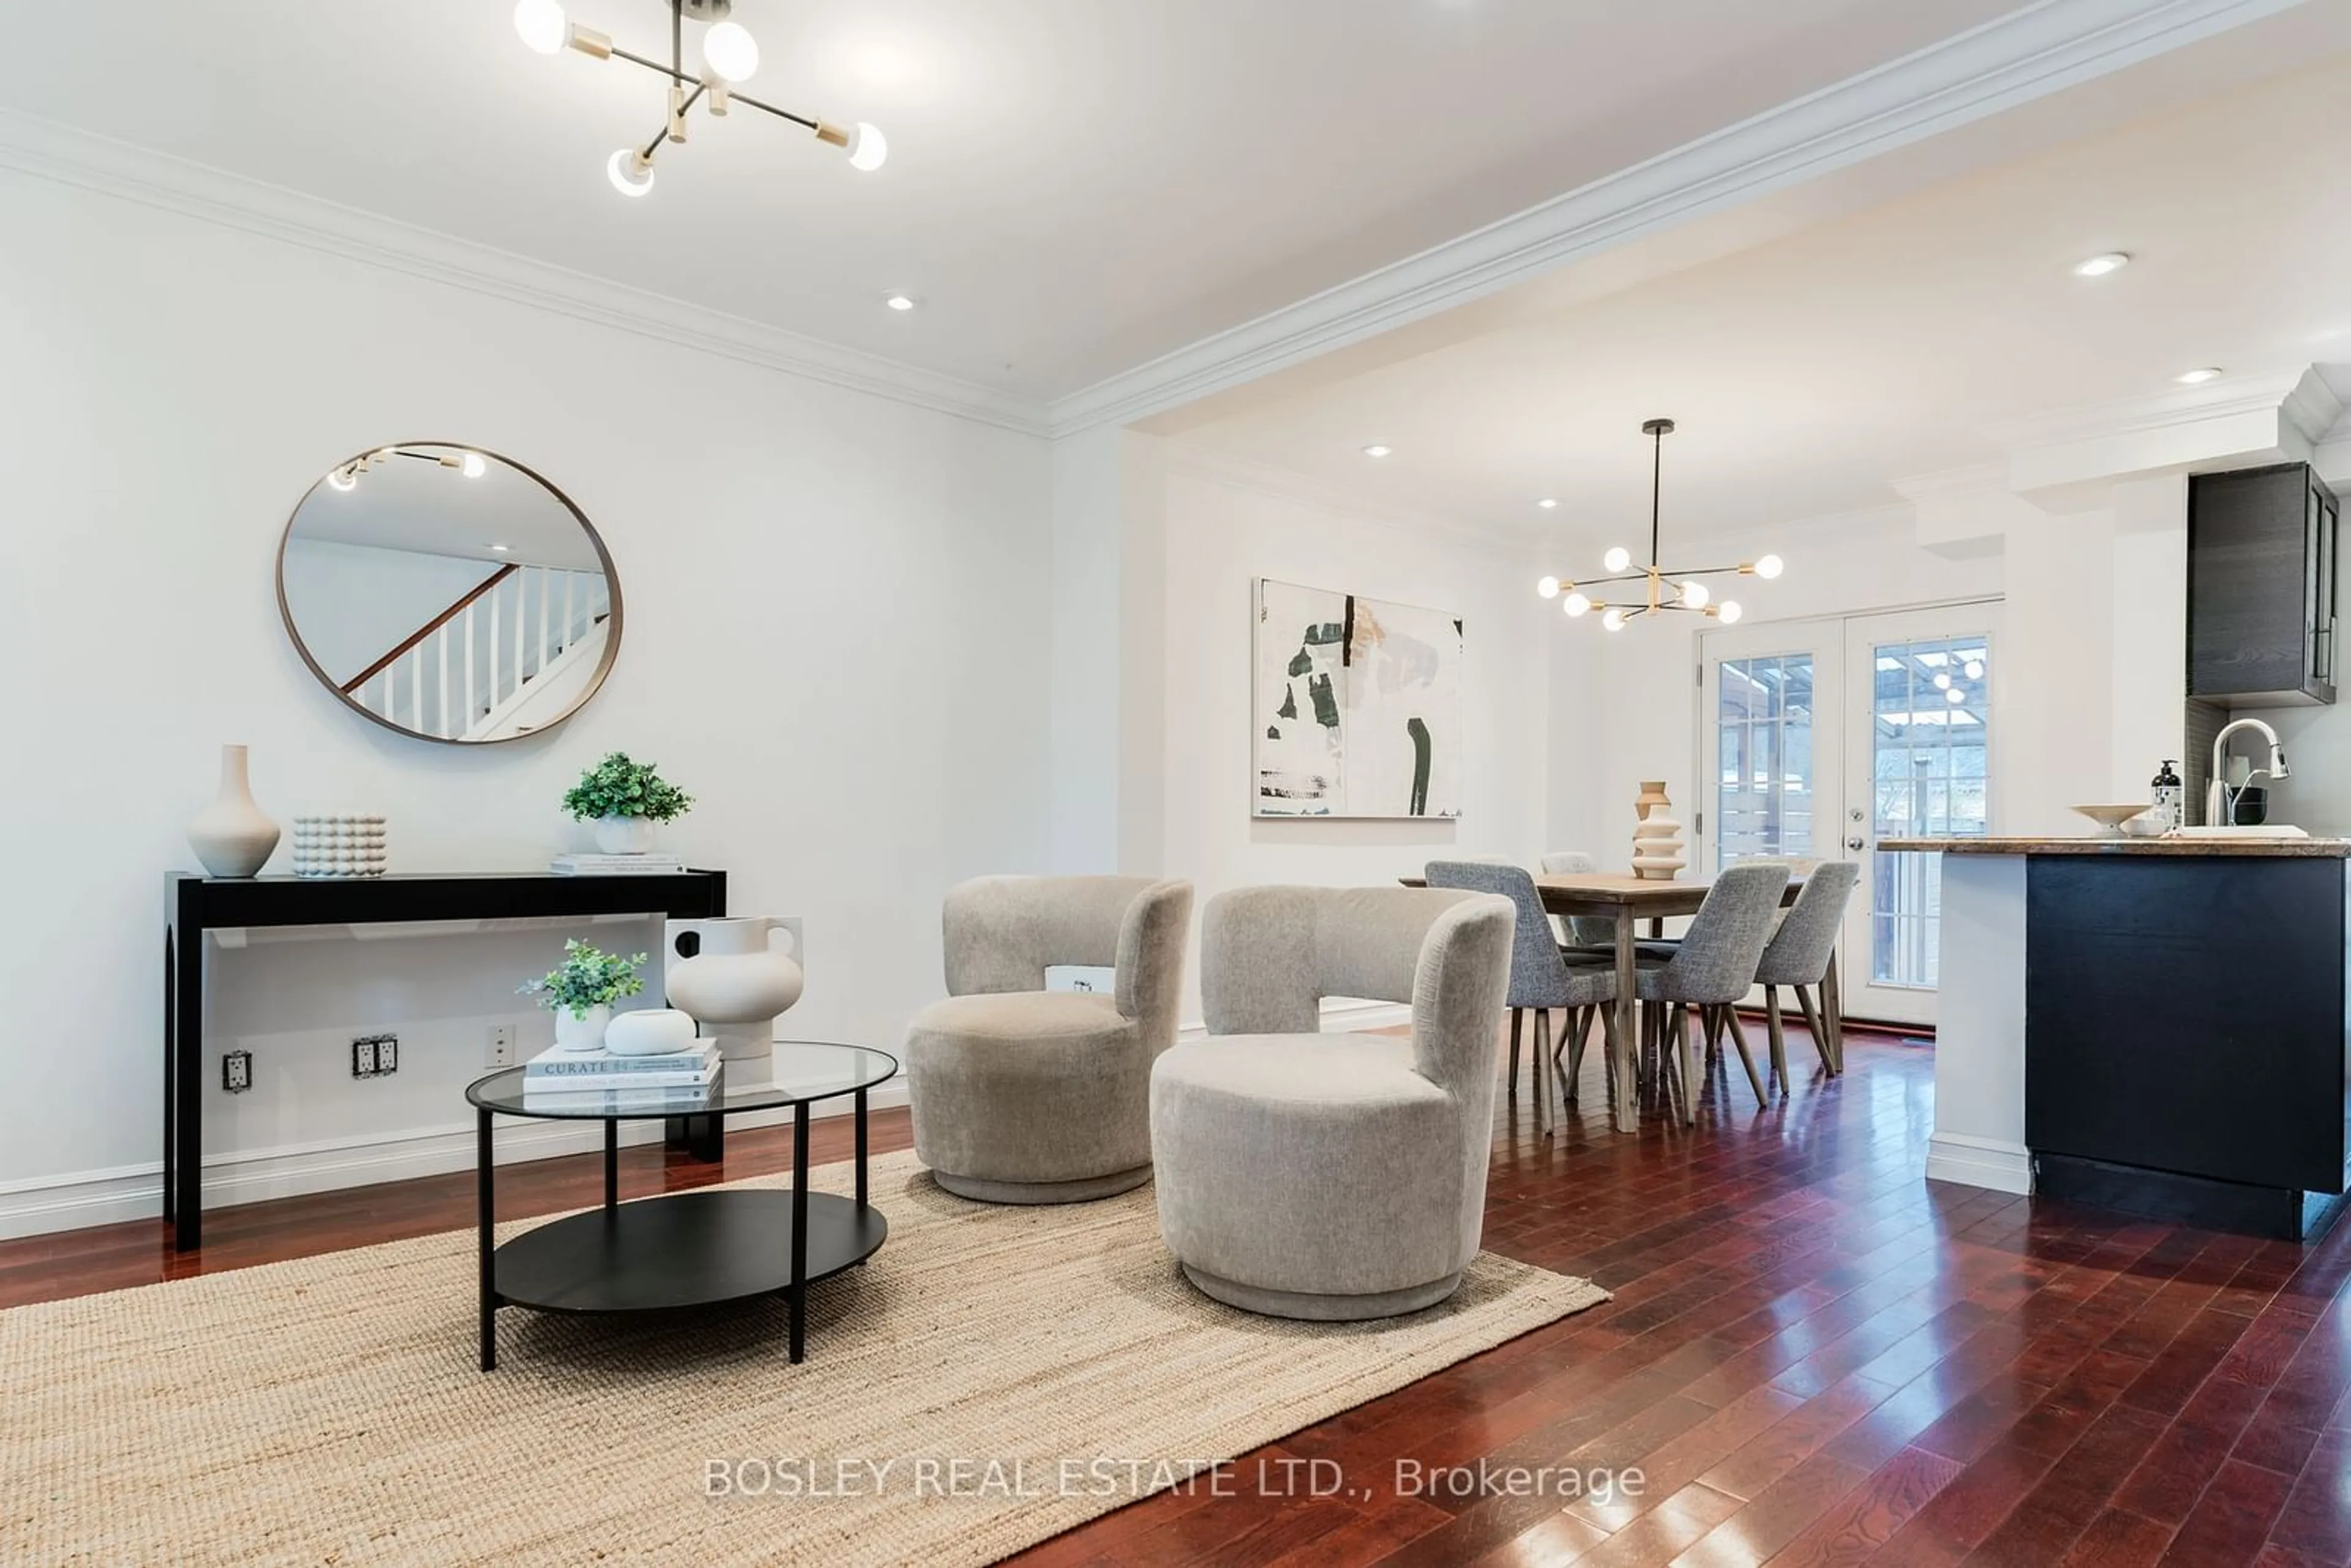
(563, 751, 693, 854)
(522, 939, 649, 1052)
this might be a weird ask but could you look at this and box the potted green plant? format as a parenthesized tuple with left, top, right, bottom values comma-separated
(563, 751, 693, 854)
(520, 939, 648, 1052)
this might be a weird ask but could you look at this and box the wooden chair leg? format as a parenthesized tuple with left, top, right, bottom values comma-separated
(1703, 1004, 1724, 1070)
(1723, 1007, 1767, 1106)
(1507, 1007, 1523, 1096)
(1533, 1008, 1554, 1138)
(1764, 985, 1788, 1095)
(1563, 1007, 1593, 1103)
(1793, 985, 1831, 1070)
(1673, 1004, 1698, 1125)
(1823, 958, 1847, 1073)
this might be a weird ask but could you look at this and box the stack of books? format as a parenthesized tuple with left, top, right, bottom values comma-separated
(549, 852, 687, 877)
(520, 1038, 721, 1109)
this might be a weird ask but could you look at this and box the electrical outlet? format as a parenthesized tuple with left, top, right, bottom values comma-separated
(222, 1050, 253, 1093)
(487, 1024, 516, 1068)
(351, 1037, 376, 1077)
(350, 1034, 397, 1078)
(373, 1035, 397, 1075)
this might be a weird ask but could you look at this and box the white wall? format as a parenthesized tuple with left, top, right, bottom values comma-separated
(279, 538, 502, 685)
(1153, 452, 1552, 1021)
(0, 168, 1056, 1232)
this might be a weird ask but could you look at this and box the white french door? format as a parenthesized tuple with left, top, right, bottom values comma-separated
(1698, 600, 2001, 1027)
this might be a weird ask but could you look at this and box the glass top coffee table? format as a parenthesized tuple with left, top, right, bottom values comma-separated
(465, 1042, 898, 1371)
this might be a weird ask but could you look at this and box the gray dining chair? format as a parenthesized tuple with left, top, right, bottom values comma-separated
(1570, 863, 1790, 1122)
(1426, 861, 1619, 1130)
(1753, 859, 1861, 1087)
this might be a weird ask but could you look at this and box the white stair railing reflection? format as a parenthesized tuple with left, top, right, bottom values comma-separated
(343, 565, 609, 740)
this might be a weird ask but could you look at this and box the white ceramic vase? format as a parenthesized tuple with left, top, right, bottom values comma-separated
(553, 1003, 611, 1052)
(594, 816, 655, 854)
(1631, 779, 1687, 882)
(604, 1008, 698, 1057)
(667, 918, 804, 1063)
(187, 744, 281, 879)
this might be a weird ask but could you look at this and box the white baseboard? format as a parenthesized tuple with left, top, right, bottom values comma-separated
(0, 1078, 910, 1241)
(1925, 1132, 2034, 1196)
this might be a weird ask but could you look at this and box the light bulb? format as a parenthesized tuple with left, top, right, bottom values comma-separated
(1753, 553, 1784, 580)
(460, 451, 487, 479)
(883, 292, 917, 312)
(702, 20, 759, 82)
(607, 148, 655, 197)
(2072, 252, 2131, 277)
(326, 467, 356, 492)
(1536, 498, 1558, 510)
(1717, 601, 1742, 624)
(848, 122, 888, 171)
(513, 0, 567, 54)
(1946, 687, 1966, 705)
(1679, 580, 1710, 609)
(1537, 576, 1561, 599)
(1602, 607, 1628, 632)
(489, 543, 511, 553)
(1964, 659, 1984, 679)
(1563, 592, 1592, 618)
(1933, 671, 1952, 690)
(1603, 546, 1631, 573)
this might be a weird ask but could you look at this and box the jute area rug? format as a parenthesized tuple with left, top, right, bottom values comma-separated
(3, 1150, 1606, 1566)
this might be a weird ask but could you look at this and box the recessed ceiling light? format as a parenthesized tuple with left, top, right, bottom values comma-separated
(883, 292, 918, 312)
(1536, 498, 1559, 509)
(489, 543, 511, 553)
(2072, 252, 2131, 277)
(1362, 444, 1393, 458)
(2175, 367, 2223, 385)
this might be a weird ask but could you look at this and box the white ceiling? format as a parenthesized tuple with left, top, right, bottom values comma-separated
(1180, 37, 2351, 547)
(0, 0, 2027, 400)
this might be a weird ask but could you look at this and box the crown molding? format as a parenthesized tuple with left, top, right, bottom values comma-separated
(0, 108, 1052, 439)
(1044, 0, 2297, 438)
(1161, 442, 1534, 559)
(1993, 366, 2345, 499)
(1985, 366, 2328, 451)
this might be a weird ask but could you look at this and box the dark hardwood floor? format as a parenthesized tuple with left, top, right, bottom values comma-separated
(8, 1021, 2349, 1567)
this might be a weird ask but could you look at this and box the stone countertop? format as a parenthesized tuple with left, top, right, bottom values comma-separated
(1878, 836, 2351, 858)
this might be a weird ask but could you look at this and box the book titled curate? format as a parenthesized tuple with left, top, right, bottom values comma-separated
(520, 1079, 721, 1108)
(525, 1041, 720, 1078)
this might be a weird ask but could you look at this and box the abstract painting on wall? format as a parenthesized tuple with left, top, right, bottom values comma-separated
(1253, 578, 1464, 818)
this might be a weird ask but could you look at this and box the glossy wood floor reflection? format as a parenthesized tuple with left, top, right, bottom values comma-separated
(9, 1026, 2351, 1567)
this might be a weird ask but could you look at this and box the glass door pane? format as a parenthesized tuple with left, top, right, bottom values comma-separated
(1715, 653, 1817, 870)
(1864, 634, 1989, 989)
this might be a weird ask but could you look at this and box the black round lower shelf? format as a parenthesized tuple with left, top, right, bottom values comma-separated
(493, 1189, 887, 1315)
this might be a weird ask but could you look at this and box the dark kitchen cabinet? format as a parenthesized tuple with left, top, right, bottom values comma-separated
(2189, 462, 2340, 705)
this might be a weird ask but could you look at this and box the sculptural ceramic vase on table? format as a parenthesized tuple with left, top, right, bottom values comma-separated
(553, 1003, 611, 1052)
(604, 1007, 698, 1057)
(1632, 779, 1687, 882)
(186, 744, 281, 879)
(667, 918, 805, 1065)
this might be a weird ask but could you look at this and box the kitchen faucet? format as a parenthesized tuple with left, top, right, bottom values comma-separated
(2208, 717, 2291, 827)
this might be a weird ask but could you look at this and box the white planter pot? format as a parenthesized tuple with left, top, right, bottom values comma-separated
(187, 743, 281, 878)
(553, 1003, 611, 1052)
(668, 918, 804, 1063)
(604, 1008, 698, 1057)
(594, 816, 656, 855)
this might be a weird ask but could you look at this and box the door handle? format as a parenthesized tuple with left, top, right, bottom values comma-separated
(1846, 836, 1867, 852)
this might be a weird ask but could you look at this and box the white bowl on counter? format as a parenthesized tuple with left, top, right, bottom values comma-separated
(2069, 803, 2155, 835)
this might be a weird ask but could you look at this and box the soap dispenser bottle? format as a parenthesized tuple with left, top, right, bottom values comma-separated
(2151, 759, 2183, 831)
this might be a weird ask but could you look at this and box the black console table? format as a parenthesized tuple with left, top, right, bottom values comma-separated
(165, 870, 727, 1251)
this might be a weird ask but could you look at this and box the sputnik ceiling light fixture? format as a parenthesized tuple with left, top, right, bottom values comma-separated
(512, 0, 887, 198)
(324, 446, 488, 492)
(1535, 418, 1783, 631)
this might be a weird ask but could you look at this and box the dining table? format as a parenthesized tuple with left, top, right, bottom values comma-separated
(1401, 868, 1813, 1131)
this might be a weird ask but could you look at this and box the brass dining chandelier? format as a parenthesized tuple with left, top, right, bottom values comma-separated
(1537, 418, 1783, 630)
(512, 0, 887, 198)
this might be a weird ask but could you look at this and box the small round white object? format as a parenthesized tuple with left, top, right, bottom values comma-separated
(1754, 553, 1784, 580)
(604, 1009, 701, 1057)
(1679, 580, 1709, 609)
(1563, 591, 1591, 618)
(1718, 601, 1742, 625)
(701, 19, 759, 82)
(607, 148, 654, 198)
(1602, 546, 1632, 573)
(848, 122, 888, 171)
(514, 0, 567, 53)
(460, 451, 486, 478)
(1602, 607, 1628, 632)
(1537, 576, 1561, 599)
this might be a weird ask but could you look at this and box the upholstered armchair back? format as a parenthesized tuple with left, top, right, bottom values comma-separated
(940, 876, 1194, 1056)
(1201, 886, 1515, 1098)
